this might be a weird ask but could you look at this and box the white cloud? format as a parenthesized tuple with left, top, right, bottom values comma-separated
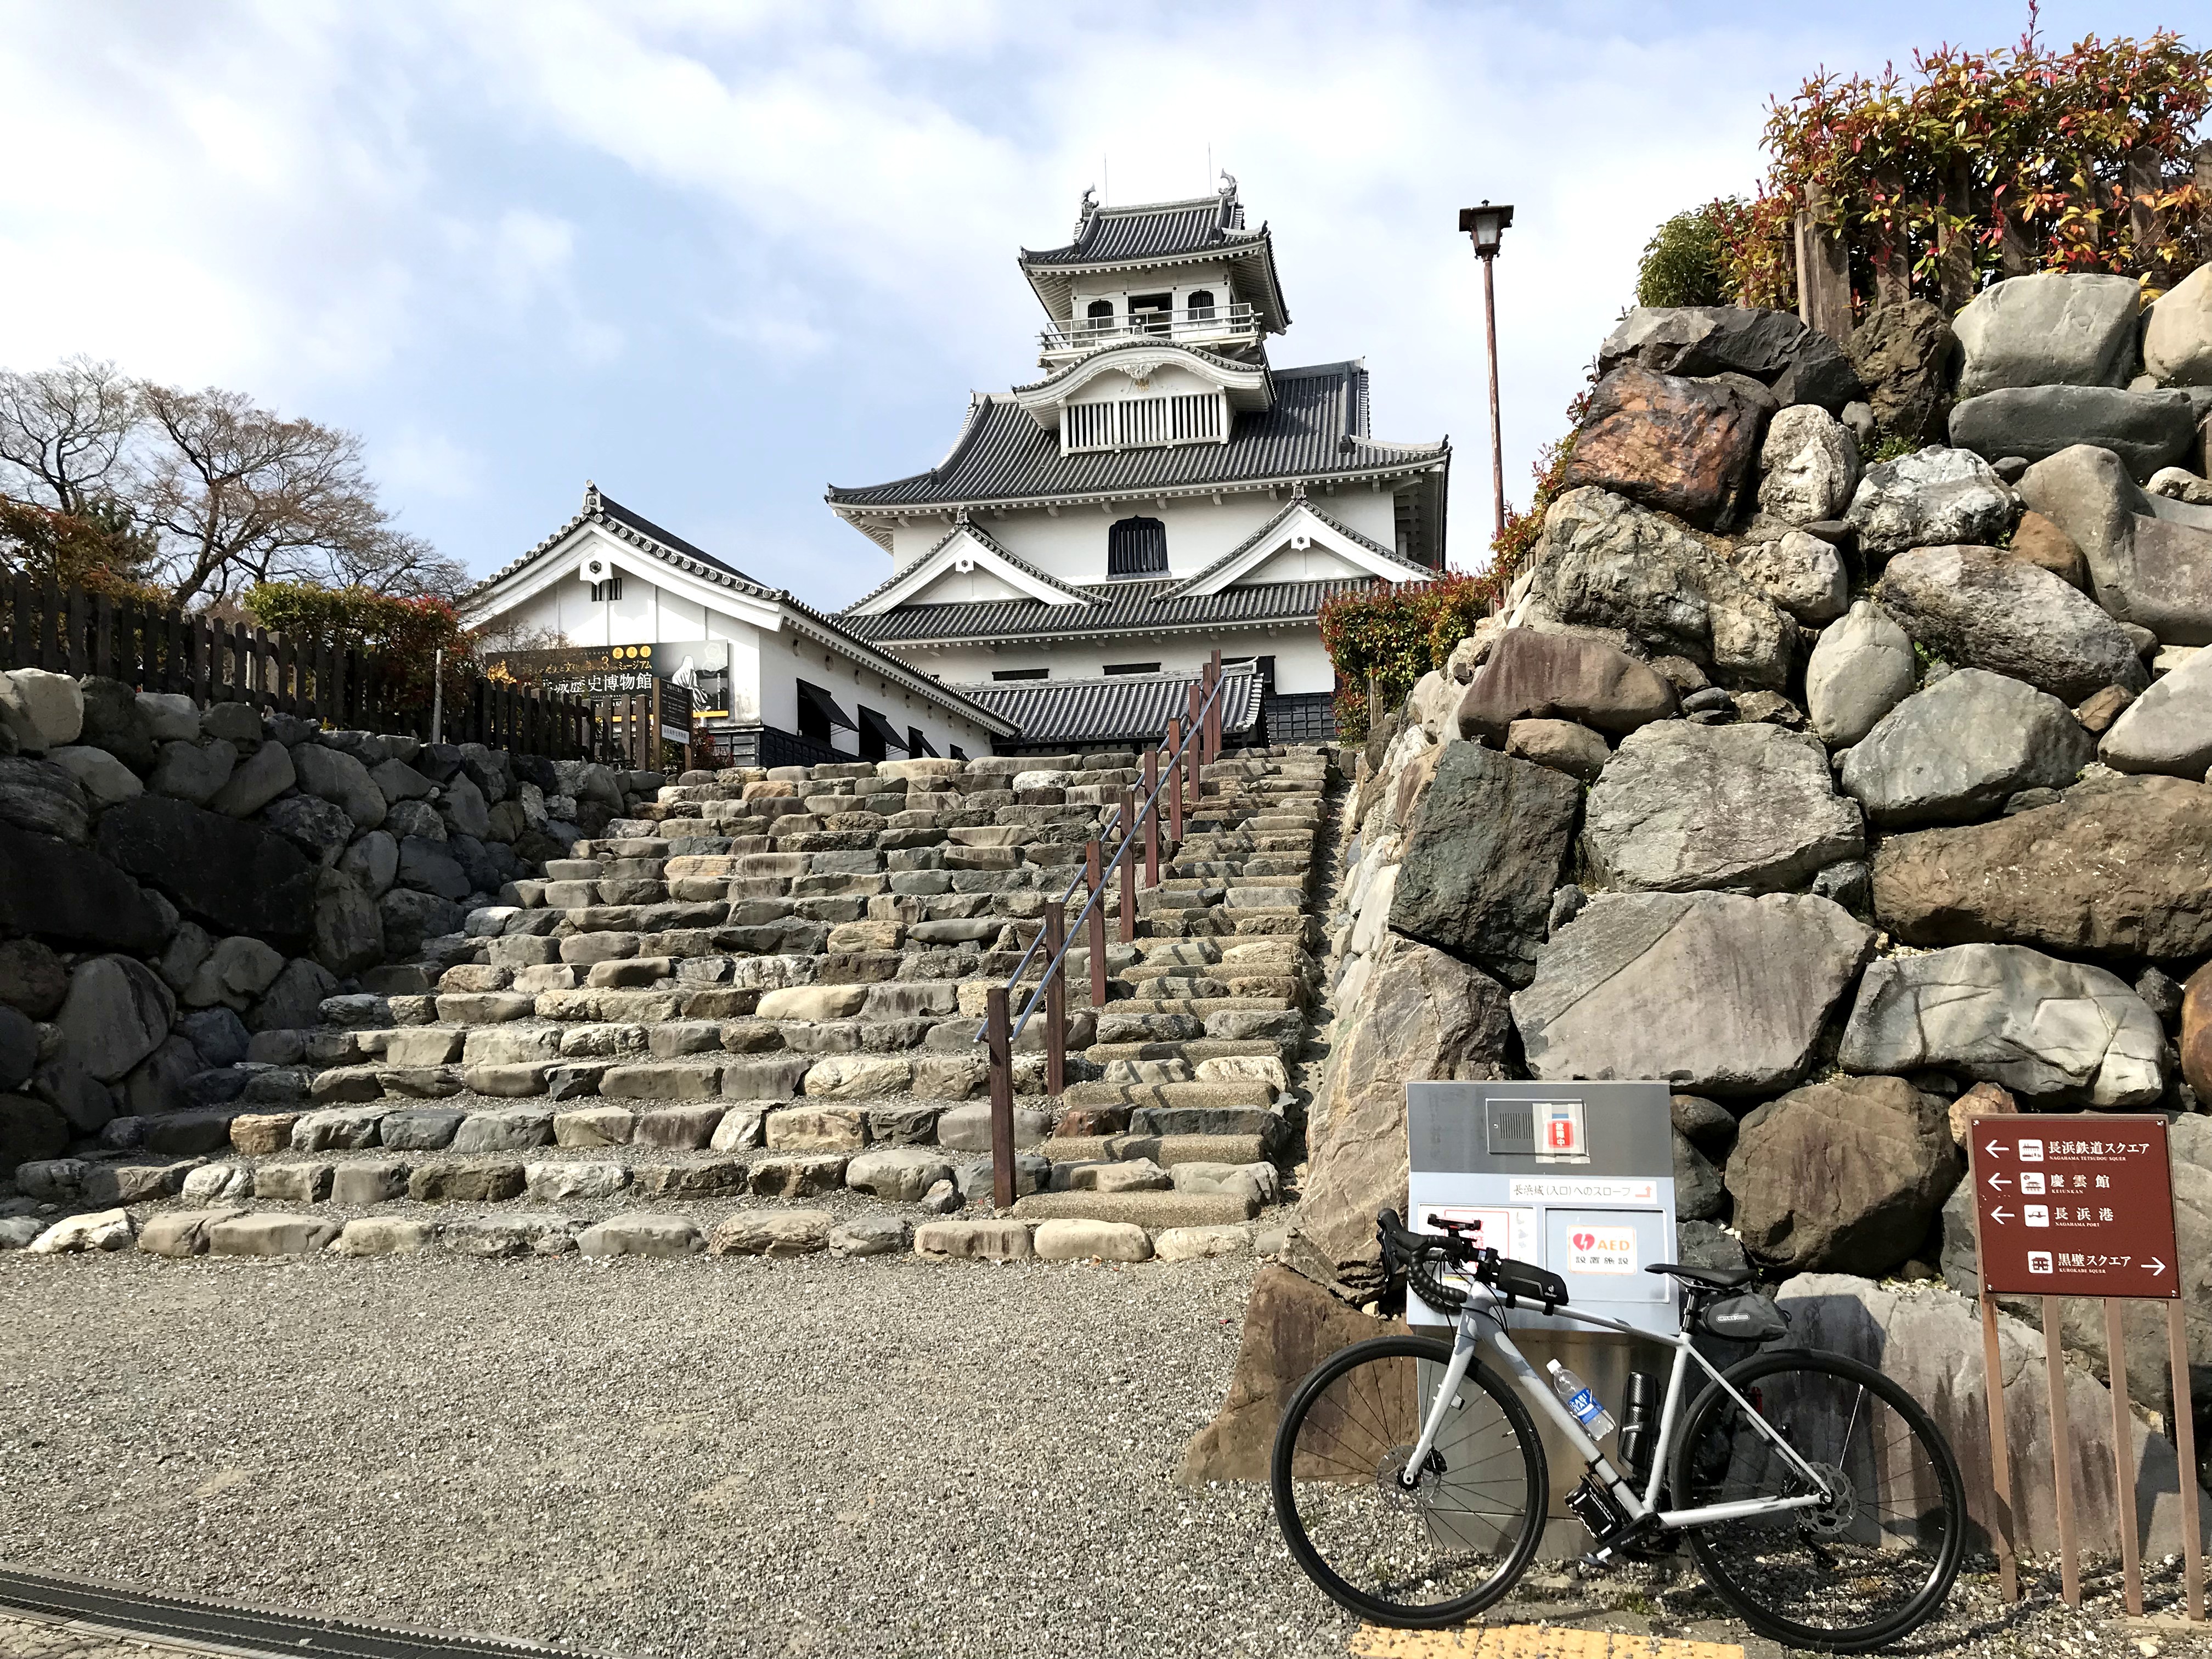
(379, 427, 485, 501)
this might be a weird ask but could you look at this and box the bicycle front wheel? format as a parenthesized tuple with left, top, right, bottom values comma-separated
(1271, 1335, 1547, 1628)
(1669, 1347, 1965, 1653)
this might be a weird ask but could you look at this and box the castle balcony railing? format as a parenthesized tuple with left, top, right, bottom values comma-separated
(1038, 302, 1259, 357)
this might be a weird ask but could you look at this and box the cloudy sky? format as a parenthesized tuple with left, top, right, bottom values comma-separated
(0, 1, 2181, 606)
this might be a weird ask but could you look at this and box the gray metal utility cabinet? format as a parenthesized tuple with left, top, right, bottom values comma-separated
(1405, 1080, 1679, 1334)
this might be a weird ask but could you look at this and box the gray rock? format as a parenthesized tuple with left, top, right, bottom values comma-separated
(1673, 1129, 1726, 1222)
(577, 1214, 699, 1259)
(1843, 300, 1958, 443)
(1531, 487, 1795, 688)
(1950, 385, 2199, 481)
(369, 758, 433, 803)
(1839, 668, 2094, 826)
(338, 829, 399, 898)
(1675, 1220, 1751, 1277)
(1728, 1076, 1960, 1274)
(0, 936, 67, 1018)
(2145, 262, 2212, 386)
(380, 888, 464, 958)
(185, 935, 284, 1009)
(1387, 743, 1579, 987)
(377, 1108, 465, 1150)
(845, 1146, 956, 1202)
(2095, 644, 2212, 777)
(1733, 530, 1847, 624)
(1804, 599, 1919, 748)
(451, 1108, 555, 1153)
(1596, 304, 1860, 409)
(123, 1036, 202, 1118)
(1809, 858, 1870, 914)
(148, 738, 237, 806)
(135, 693, 197, 741)
(1843, 447, 2012, 557)
(0, 757, 90, 842)
(1582, 721, 1863, 893)
(74, 676, 154, 768)
(0, 668, 84, 753)
(0, 1005, 35, 1091)
(1880, 543, 2149, 702)
(1302, 932, 1514, 1292)
(291, 742, 386, 831)
(1838, 943, 2165, 1107)
(312, 867, 385, 977)
(0, 819, 166, 951)
(2017, 444, 2212, 645)
(1502, 719, 1610, 782)
(263, 793, 354, 865)
(208, 738, 295, 817)
(1670, 1092, 1737, 1156)
(1954, 270, 2141, 397)
(247, 957, 338, 1033)
(828, 1215, 909, 1257)
(1455, 628, 1679, 742)
(441, 774, 491, 839)
(45, 744, 142, 806)
(1511, 890, 1873, 1097)
(179, 1006, 251, 1067)
(398, 835, 470, 900)
(952, 1153, 1048, 1203)
(384, 799, 444, 842)
(1756, 404, 1859, 526)
(54, 955, 176, 1081)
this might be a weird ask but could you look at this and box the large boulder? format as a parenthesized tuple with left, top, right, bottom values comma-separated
(2185, 966, 2212, 1109)
(46, 744, 143, 807)
(1871, 775, 2212, 961)
(0, 823, 167, 952)
(74, 676, 156, 769)
(1879, 544, 2148, 703)
(1840, 944, 2165, 1107)
(290, 742, 387, 831)
(1734, 531, 1849, 626)
(54, 955, 176, 1082)
(1950, 385, 2198, 481)
(209, 739, 295, 818)
(1842, 447, 2012, 558)
(1557, 366, 1767, 529)
(312, 867, 385, 977)
(1455, 628, 1678, 743)
(1838, 669, 2094, 826)
(1756, 404, 1859, 526)
(1597, 305, 1860, 409)
(0, 1092, 69, 1170)
(2146, 263, 2212, 387)
(1582, 721, 1863, 893)
(2016, 444, 2212, 645)
(0, 758, 89, 843)
(1387, 743, 1579, 988)
(1303, 933, 1513, 1291)
(1953, 271, 2141, 397)
(95, 795, 318, 947)
(1804, 600, 1918, 747)
(1179, 1266, 1410, 1483)
(0, 668, 84, 754)
(1843, 300, 1959, 443)
(1531, 487, 1795, 688)
(1777, 1274, 2209, 1558)
(2101, 646, 2212, 777)
(1727, 1077, 1959, 1274)
(1510, 891, 1874, 1097)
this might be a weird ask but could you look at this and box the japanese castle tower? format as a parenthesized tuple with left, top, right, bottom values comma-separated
(828, 177, 1449, 749)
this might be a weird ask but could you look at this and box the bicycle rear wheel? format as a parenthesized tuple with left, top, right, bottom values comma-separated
(1669, 1348, 1965, 1653)
(1271, 1335, 1547, 1628)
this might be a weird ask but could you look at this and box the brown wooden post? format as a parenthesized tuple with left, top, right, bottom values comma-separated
(1186, 681, 1204, 793)
(193, 617, 212, 707)
(1084, 839, 1107, 1008)
(1208, 647, 1223, 759)
(1166, 718, 1184, 844)
(1042, 899, 1066, 1101)
(650, 679, 665, 774)
(2106, 1297, 2144, 1616)
(36, 582, 58, 671)
(64, 586, 86, 678)
(93, 595, 113, 682)
(985, 985, 1015, 1211)
(2046, 1293, 2083, 1607)
(1936, 158, 1977, 317)
(2171, 1298, 2205, 1621)
(1796, 183, 1855, 341)
(1142, 746, 1160, 887)
(2128, 145, 2166, 258)
(1118, 787, 1137, 945)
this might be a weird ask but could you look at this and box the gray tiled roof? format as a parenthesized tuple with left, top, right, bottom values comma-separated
(825, 362, 1443, 511)
(837, 576, 1370, 647)
(960, 668, 1262, 748)
(1019, 195, 1262, 268)
(840, 516, 1098, 615)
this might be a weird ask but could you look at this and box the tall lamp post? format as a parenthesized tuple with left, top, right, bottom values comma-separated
(1458, 200, 1514, 546)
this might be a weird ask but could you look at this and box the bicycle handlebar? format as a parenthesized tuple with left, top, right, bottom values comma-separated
(1376, 1209, 1570, 1314)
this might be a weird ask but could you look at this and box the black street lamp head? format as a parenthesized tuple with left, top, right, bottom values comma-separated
(1458, 199, 1514, 257)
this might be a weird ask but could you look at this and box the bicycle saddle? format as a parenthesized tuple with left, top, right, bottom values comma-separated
(1646, 1262, 1755, 1290)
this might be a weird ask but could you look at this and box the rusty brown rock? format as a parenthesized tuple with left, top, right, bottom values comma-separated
(1178, 1265, 1409, 1483)
(2005, 511, 2089, 590)
(2074, 684, 2137, 736)
(1949, 1080, 2017, 1148)
(2184, 963, 2212, 1103)
(1455, 628, 1679, 744)
(1558, 365, 1768, 529)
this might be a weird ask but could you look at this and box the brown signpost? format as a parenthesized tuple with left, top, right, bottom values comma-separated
(1969, 1114, 2199, 1620)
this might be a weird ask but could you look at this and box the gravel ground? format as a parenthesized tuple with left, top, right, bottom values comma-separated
(6, 1253, 2212, 1659)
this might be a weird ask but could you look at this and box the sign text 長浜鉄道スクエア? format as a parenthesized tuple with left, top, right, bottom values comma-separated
(1971, 1115, 2179, 1299)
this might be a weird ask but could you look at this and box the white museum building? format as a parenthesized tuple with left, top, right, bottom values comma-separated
(827, 176, 1451, 747)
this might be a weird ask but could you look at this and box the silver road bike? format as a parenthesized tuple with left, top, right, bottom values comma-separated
(1271, 1211, 1965, 1652)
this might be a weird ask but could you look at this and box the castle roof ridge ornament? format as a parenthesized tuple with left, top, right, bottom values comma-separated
(1289, 479, 1307, 503)
(583, 479, 602, 515)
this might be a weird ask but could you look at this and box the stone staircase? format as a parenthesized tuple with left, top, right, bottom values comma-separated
(12, 748, 1338, 1261)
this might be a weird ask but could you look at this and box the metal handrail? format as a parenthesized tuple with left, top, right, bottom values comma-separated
(1038, 303, 1259, 351)
(973, 664, 1236, 1046)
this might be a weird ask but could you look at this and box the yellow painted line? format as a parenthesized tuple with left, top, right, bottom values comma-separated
(1350, 1626, 1742, 1659)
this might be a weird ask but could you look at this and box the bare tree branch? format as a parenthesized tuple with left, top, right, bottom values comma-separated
(0, 356, 140, 515)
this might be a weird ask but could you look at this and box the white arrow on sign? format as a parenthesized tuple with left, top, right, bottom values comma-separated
(1984, 1139, 2005, 1159)
(2147, 1258, 2168, 1277)
(1989, 1206, 2013, 1225)
(1987, 1173, 2011, 1190)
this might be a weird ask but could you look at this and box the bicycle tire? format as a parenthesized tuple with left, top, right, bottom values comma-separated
(1668, 1346, 1965, 1653)
(1271, 1335, 1547, 1628)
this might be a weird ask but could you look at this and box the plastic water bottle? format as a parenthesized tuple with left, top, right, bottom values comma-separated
(1547, 1359, 1617, 1440)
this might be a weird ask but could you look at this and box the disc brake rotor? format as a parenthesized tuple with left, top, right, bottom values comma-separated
(1799, 1460, 1858, 1537)
(1374, 1444, 1448, 1513)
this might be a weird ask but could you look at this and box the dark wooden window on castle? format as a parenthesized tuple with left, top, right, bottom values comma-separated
(1107, 516, 1167, 578)
(1186, 289, 1216, 321)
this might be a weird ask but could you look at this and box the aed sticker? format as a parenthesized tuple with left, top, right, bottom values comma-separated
(1567, 1226, 1638, 1274)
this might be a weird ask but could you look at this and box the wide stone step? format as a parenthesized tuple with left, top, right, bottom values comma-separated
(1044, 1131, 1272, 1166)
(1009, 1189, 1257, 1227)
(1062, 1079, 1276, 1110)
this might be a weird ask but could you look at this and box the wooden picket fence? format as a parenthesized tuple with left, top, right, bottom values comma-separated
(0, 572, 600, 761)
